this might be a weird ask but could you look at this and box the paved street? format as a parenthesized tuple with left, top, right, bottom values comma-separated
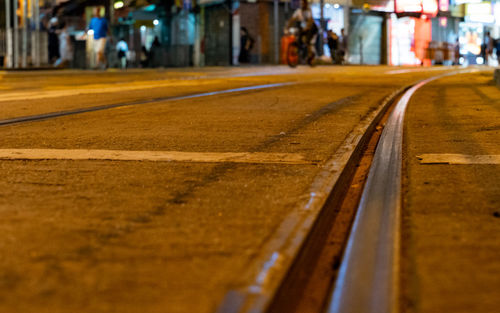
(0, 66, 498, 313)
(403, 71, 500, 313)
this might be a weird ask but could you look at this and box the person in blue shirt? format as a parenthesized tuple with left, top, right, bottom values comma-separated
(89, 8, 109, 69)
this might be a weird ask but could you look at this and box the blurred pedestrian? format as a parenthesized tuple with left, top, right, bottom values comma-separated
(454, 38, 460, 65)
(150, 36, 162, 67)
(54, 20, 72, 67)
(238, 27, 254, 64)
(152, 36, 161, 48)
(89, 7, 109, 69)
(495, 38, 500, 65)
(338, 28, 348, 64)
(327, 30, 338, 64)
(48, 17, 59, 64)
(116, 37, 128, 69)
(481, 31, 492, 65)
(140, 46, 149, 68)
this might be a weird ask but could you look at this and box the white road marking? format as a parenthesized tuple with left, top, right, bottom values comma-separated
(0, 80, 200, 102)
(385, 67, 454, 75)
(418, 154, 500, 164)
(0, 149, 313, 165)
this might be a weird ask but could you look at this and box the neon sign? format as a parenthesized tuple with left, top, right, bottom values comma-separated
(395, 0, 438, 16)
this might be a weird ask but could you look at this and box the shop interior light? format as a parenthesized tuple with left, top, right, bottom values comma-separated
(140, 25, 146, 31)
(153, 19, 159, 26)
(114, 1, 124, 9)
(439, 17, 447, 27)
(333, 3, 340, 9)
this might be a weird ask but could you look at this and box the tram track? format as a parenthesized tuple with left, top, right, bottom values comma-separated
(0, 69, 469, 313)
(218, 71, 469, 313)
(0, 82, 293, 127)
(216, 84, 410, 313)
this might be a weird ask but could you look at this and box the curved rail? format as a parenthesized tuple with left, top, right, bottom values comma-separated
(327, 74, 456, 313)
(217, 85, 410, 313)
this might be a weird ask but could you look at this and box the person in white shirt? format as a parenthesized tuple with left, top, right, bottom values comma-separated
(116, 38, 128, 69)
(287, 0, 315, 31)
(54, 21, 72, 67)
(286, 0, 318, 62)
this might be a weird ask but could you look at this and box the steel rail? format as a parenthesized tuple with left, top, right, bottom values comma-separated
(216, 84, 411, 313)
(327, 73, 456, 313)
(0, 83, 293, 127)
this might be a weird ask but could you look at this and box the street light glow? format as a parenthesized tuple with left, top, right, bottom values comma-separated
(114, 1, 124, 9)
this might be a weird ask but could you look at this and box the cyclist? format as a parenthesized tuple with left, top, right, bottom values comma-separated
(286, 0, 318, 64)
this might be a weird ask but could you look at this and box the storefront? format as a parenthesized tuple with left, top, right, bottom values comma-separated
(343, 1, 394, 65)
(348, 10, 385, 64)
(390, 0, 438, 66)
(459, 1, 494, 65)
(310, 1, 345, 58)
(200, 0, 239, 66)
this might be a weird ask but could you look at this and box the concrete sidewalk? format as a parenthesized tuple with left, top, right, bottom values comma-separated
(402, 70, 500, 313)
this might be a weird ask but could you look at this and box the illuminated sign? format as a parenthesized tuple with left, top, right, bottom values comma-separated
(439, 0, 449, 11)
(466, 2, 494, 23)
(353, 0, 394, 12)
(395, 0, 423, 12)
(422, 0, 438, 15)
(466, 2, 492, 15)
(395, 0, 438, 16)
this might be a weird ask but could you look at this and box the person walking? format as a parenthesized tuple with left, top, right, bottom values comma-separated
(495, 37, 500, 65)
(47, 17, 60, 64)
(338, 28, 348, 64)
(54, 20, 72, 67)
(481, 31, 493, 65)
(454, 38, 461, 65)
(116, 38, 128, 69)
(140, 46, 149, 68)
(327, 30, 338, 64)
(238, 27, 254, 64)
(89, 8, 109, 69)
(150, 36, 162, 67)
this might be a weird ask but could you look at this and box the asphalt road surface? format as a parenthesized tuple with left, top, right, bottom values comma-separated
(402, 71, 500, 313)
(0, 66, 478, 313)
